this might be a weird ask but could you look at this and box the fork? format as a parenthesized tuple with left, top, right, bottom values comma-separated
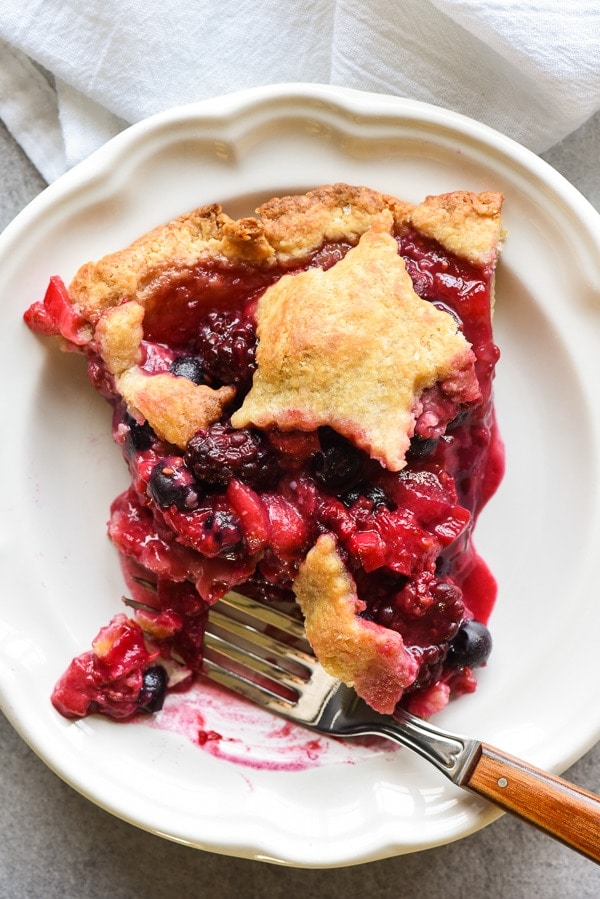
(202, 589, 600, 863)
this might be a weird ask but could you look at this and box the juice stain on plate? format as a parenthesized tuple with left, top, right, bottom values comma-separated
(147, 678, 396, 771)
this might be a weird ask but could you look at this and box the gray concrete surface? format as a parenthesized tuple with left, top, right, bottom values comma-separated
(2, 112, 600, 898)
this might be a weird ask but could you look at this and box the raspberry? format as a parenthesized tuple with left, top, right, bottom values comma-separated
(195, 310, 257, 390)
(407, 644, 446, 691)
(395, 579, 465, 647)
(185, 422, 278, 489)
(163, 501, 244, 557)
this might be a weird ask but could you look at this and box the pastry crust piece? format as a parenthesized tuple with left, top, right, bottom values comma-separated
(231, 211, 480, 471)
(67, 183, 504, 323)
(94, 298, 235, 448)
(410, 190, 504, 266)
(117, 369, 234, 448)
(95, 301, 144, 375)
(293, 534, 419, 714)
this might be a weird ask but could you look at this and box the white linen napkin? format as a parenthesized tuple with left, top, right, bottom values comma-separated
(1, 0, 600, 184)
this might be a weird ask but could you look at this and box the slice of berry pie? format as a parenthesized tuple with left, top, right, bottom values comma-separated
(25, 183, 505, 721)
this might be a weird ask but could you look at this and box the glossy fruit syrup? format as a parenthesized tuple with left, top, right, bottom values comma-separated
(27, 229, 504, 721)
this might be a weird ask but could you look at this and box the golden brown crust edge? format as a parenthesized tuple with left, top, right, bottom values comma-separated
(68, 184, 504, 322)
(411, 190, 505, 266)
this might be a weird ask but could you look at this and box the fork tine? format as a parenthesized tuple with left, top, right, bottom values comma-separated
(210, 593, 313, 668)
(216, 590, 310, 646)
(202, 645, 300, 707)
(202, 642, 341, 722)
(202, 652, 295, 705)
(207, 609, 307, 671)
(202, 590, 340, 718)
(203, 590, 314, 707)
(204, 627, 310, 695)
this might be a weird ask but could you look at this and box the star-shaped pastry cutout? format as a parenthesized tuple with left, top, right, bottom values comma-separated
(232, 211, 478, 471)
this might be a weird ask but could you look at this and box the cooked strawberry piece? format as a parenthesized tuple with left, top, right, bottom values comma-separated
(24, 276, 90, 346)
(51, 615, 160, 720)
(161, 501, 243, 557)
(226, 479, 271, 555)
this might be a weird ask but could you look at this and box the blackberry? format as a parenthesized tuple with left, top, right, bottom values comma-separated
(313, 433, 363, 491)
(195, 310, 257, 390)
(185, 422, 278, 489)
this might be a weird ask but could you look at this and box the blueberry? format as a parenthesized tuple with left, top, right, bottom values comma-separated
(446, 620, 492, 669)
(408, 435, 438, 458)
(125, 414, 155, 452)
(170, 355, 205, 385)
(148, 458, 201, 511)
(341, 484, 389, 509)
(313, 443, 362, 490)
(201, 508, 243, 555)
(138, 666, 168, 713)
(148, 463, 187, 508)
(447, 406, 471, 430)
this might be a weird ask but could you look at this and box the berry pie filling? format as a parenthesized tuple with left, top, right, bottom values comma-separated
(25, 184, 505, 722)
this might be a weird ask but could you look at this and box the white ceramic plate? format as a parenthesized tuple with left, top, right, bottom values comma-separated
(2, 84, 600, 868)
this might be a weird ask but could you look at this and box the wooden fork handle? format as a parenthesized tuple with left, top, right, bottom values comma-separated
(463, 743, 600, 863)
